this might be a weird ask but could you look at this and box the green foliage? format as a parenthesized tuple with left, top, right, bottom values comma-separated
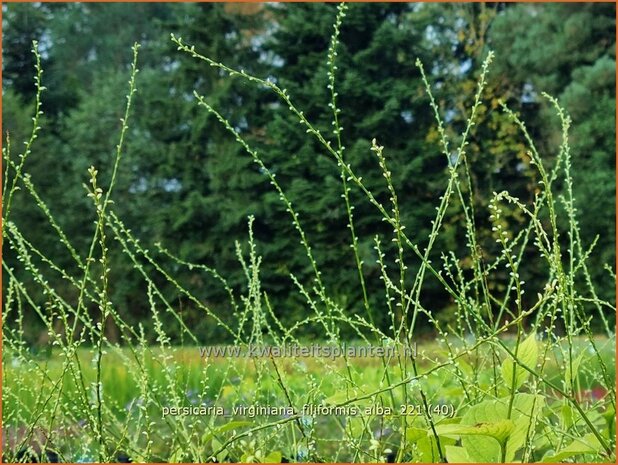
(3, 2, 615, 338)
(541, 433, 605, 463)
(489, 2, 616, 310)
(2, 3, 616, 463)
(501, 331, 538, 391)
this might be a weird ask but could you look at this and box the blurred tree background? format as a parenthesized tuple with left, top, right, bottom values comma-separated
(2, 2, 615, 345)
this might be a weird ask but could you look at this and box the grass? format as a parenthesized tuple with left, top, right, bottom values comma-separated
(5, 337, 614, 414)
(3, 337, 614, 462)
(2, 4, 616, 463)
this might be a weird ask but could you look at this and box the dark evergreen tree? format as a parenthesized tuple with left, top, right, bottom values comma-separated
(3, 2, 614, 341)
(488, 2, 616, 315)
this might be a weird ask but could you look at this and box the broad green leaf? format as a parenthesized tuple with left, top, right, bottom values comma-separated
(501, 359, 522, 390)
(210, 438, 228, 463)
(604, 407, 616, 439)
(445, 445, 471, 463)
(415, 435, 455, 462)
(261, 451, 283, 463)
(561, 401, 574, 429)
(405, 426, 426, 444)
(460, 400, 507, 462)
(505, 393, 545, 462)
(501, 331, 538, 390)
(435, 419, 514, 443)
(541, 433, 602, 462)
(458, 394, 544, 462)
(462, 434, 502, 462)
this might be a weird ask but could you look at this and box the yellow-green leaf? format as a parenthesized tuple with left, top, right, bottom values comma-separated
(435, 419, 514, 443)
(502, 331, 538, 390)
(541, 433, 602, 462)
(405, 426, 426, 444)
(445, 445, 471, 463)
(261, 451, 283, 463)
(210, 438, 228, 463)
(505, 393, 545, 462)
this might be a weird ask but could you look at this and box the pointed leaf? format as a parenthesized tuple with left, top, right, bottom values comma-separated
(541, 433, 602, 462)
(436, 420, 514, 443)
(261, 451, 283, 463)
(502, 331, 538, 390)
(445, 445, 471, 463)
(506, 393, 545, 462)
(405, 427, 426, 444)
(460, 400, 507, 462)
